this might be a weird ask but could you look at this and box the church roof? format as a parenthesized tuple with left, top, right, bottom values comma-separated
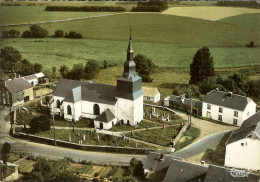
(203, 90, 252, 111)
(95, 109, 115, 123)
(53, 79, 117, 105)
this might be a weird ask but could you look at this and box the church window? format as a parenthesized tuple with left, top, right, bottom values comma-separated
(234, 111, 238, 117)
(93, 104, 100, 115)
(67, 105, 72, 115)
(56, 100, 61, 108)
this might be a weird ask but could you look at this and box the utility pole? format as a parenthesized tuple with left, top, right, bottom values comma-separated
(52, 114, 56, 146)
(190, 98, 192, 126)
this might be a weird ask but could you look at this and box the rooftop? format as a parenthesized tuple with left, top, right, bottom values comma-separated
(143, 87, 160, 97)
(5, 78, 32, 93)
(95, 109, 115, 123)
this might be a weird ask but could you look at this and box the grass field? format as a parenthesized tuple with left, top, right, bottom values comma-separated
(162, 6, 260, 21)
(0, 6, 114, 26)
(218, 13, 260, 31)
(2, 38, 259, 70)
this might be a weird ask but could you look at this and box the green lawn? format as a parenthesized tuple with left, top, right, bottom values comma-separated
(175, 126, 200, 150)
(0, 6, 114, 26)
(109, 121, 161, 132)
(218, 13, 260, 31)
(2, 38, 259, 70)
(127, 126, 182, 147)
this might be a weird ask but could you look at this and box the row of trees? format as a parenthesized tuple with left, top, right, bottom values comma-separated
(0, 46, 42, 75)
(187, 46, 260, 100)
(132, 1, 168, 12)
(45, 5, 125, 12)
(22, 25, 48, 38)
(54, 30, 83, 39)
(218, 1, 260, 8)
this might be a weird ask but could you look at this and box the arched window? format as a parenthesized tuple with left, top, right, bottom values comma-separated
(56, 100, 61, 108)
(93, 104, 100, 115)
(67, 105, 72, 115)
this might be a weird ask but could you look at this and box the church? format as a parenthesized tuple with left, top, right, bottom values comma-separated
(49, 35, 144, 130)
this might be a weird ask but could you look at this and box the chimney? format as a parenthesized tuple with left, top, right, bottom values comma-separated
(201, 161, 205, 166)
(227, 92, 233, 98)
(15, 73, 17, 78)
(159, 154, 164, 162)
(216, 88, 219, 92)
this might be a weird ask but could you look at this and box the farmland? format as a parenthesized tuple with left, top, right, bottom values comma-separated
(162, 6, 260, 21)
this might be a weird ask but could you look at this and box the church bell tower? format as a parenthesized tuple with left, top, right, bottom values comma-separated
(116, 34, 143, 126)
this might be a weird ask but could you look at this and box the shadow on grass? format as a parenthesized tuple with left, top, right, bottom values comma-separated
(201, 131, 232, 166)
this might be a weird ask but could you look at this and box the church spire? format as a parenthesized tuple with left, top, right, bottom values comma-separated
(122, 31, 136, 79)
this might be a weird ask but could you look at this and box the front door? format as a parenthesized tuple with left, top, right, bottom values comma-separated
(206, 111, 211, 118)
(100, 123, 103, 129)
(24, 96, 29, 102)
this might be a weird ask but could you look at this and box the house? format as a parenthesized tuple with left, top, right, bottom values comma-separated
(225, 111, 260, 171)
(205, 165, 260, 182)
(49, 35, 143, 130)
(143, 87, 160, 103)
(164, 95, 202, 116)
(202, 89, 256, 126)
(0, 78, 34, 107)
(34, 72, 48, 84)
(143, 152, 260, 182)
(23, 74, 38, 86)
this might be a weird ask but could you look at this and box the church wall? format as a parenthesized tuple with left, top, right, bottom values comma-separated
(117, 98, 134, 125)
(63, 102, 74, 121)
(74, 101, 82, 121)
(134, 95, 143, 125)
(81, 100, 116, 119)
(94, 118, 117, 130)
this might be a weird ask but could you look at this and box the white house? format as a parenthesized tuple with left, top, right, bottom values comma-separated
(143, 87, 160, 103)
(49, 36, 144, 130)
(225, 111, 260, 171)
(202, 89, 256, 126)
(23, 75, 38, 86)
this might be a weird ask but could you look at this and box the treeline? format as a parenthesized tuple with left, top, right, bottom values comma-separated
(55, 30, 83, 39)
(217, 1, 260, 9)
(45, 5, 125, 12)
(132, 1, 168, 12)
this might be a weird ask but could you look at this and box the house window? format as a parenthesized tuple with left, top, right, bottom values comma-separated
(233, 119, 237, 125)
(56, 100, 61, 108)
(93, 104, 100, 115)
(218, 115, 222, 121)
(147, 96, 150, 100)
(207, 104, 211, 110)
(241, 143, 244, 146)
(67, 105, 72, 115)
(234, 111, 238, 117)
(219, 107, 223, 113)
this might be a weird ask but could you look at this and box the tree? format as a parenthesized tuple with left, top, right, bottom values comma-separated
(103, 60, 108, 69)
(16, 59, 34, 76)
(21, 30, 31, 38)
(249, 41, 254, 48)
(59, 65, 69, 78)
(54, 30, 64, 37)
(29, 115, 50, 133)
(189, 46, 215, 85)
(1, 142, 11, 164)
(67, 63, 85, 80)
(29, 25, 48, 38)
(34, 63, 43, 73)
(85, 60, 100, 79)
(133, 54, 155, 82)
(52, 66, 56, 79)
(0, 46, 22, 73)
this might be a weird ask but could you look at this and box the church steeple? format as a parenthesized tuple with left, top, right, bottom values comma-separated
(122, 34, 137, 79)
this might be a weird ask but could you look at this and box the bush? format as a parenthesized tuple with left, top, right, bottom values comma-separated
(29, 115, 51, 133)
(249, 41, 254, 48)
(45, 5, 125, 12)
(22, 25, 48, 38)
(2, 29, 20, 38)
(65, 31, 82, 39)
(132, 1, 168, 12)
(85, 60, 100, 79)
(54, 30, 64, 37)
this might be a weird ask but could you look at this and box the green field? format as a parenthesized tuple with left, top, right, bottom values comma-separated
(0, 6, 114, 26)
(218, 13, 260, 31)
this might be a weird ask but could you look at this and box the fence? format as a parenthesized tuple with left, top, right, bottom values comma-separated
(14, 132, 155, 155)
(144, 103, 177, 115)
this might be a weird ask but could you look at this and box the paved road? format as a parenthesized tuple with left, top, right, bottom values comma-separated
(0, 109, 146, 165)
(171, 131, 226, 158)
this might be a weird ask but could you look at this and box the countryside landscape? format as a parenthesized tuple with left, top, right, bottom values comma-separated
(0, 1, 260, 182)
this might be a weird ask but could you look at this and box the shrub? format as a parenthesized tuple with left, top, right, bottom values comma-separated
(2, 29, 20, 38)
(29, 115, 50, 133)
(22, 25, 48, 38)
(54, 30, 64, 37)
(45, 5, 125, 12)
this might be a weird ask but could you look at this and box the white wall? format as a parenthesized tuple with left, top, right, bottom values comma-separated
(26, 78, 38, 86)
(144, 93, 160, 103)
(164, 96, 170, 106)
(94, 118, 117, 130)
(134, 95, 143, 125)
(242, 101, 256, 122)
(63, 102, 74, 121)
(117, 98, 134, 125)
(225, 138, 260, 171)
(202, 102, 244, 126)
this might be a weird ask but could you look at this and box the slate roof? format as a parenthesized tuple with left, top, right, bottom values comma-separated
(163, 160, 208, 182)
(143, 87, 160, 97)
(95, 109, 115, 123)
(53, 79, 117, 105)
(5, 78, 32, 93)
(203, 90, 253, 111)
(205, 165, 260, 182)
(227, 111, 260, 145)
(143, 152, 177, 172)
(168, 95, 202, 109)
